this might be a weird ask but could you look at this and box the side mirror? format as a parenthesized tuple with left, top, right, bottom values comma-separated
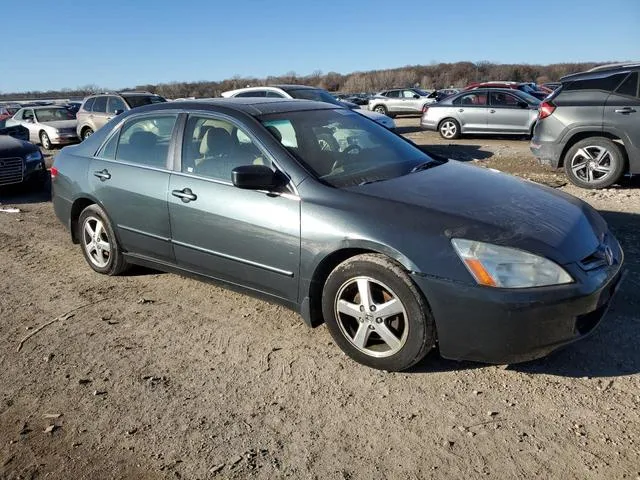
(114, 109, 124, 115)
(231, 165, 288, 191)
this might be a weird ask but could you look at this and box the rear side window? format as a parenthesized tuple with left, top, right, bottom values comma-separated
(615, 72, 639, 98)
(115, 115, 177, 168)
(107, 96, 127, 113)
(454, 93, 488, 106)
(386, 90, 400, 98)
(123, 95, 166, 109)
(565, 73, 626, 93)
(82, 97, 95, 111)
(266, 91, 285, 98)
(236, 91, 266, 97)
(92, 96, 108, 113)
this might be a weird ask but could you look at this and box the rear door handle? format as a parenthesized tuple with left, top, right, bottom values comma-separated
(614, 107, 636, 114)
(93, 169, 111, 181)
(490, 109, 496, 113)
(172, 188, 197, 203)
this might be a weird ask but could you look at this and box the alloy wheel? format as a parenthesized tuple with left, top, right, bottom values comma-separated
(570, 146, 614, 184)
(82, 216, 111, 268)
(440, 121, 457, 139)
(334, 276, 409, 358)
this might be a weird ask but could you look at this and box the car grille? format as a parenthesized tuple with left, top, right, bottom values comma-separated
(0, 157, 24, 186)
(578, 234, 615, 271)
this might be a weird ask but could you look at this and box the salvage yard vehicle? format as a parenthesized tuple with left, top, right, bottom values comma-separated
(464, 81, 551, 100)
(531, 63, 640, 189)
(367, 88, 437, 117)
(221, 85, 395, 130)
(0, 135, 47, 188)
(51, 98, 624, 371)
(421, 88, 540, 139)
(5, 106, 78, 149)
(76, 91, 166, 141)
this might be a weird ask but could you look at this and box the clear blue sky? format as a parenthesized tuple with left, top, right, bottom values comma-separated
(2, 0, 638, 93)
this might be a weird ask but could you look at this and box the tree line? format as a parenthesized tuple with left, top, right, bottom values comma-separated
(0, 61, 610, 100)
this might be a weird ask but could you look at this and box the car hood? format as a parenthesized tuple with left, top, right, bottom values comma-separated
(40, 120, 77, 129)
(356, 109, 395, 125)
(0, 135, 38, 156)
(352, 161, 606, 265)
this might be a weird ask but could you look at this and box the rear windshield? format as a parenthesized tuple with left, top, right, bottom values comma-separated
(284, 88, 342, 107)
(123, 95, 166, 109)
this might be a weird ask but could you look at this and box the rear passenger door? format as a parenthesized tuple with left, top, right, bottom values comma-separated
(488, 91, 532, 133)
(605, 72, 640, 171)
(90, 96, 110, 131)
(452, 92, 489, 132)
(168, 114, 301, 302)
(384, 90, 402, 112)
(89, 113, 178, 262)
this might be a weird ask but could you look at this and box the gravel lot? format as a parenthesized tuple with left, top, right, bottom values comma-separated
(1, 123, 639, 480)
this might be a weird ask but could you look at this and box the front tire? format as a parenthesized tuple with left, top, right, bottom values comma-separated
(563, 137, 625, 189)
(373, 105, 388, 116)
(40, 131, 51, 150)
(82, 127, 94, 141)
(438, 118, 461, 139)
(78, 204, 129, 275)
(322, 254, 435, 371)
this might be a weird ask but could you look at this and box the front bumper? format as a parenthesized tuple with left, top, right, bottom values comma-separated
(51, 133, 80, 145)
(411, 244, 624, 364)
(530, 139, 564, 168)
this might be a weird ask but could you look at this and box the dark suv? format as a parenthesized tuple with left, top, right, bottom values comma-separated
(76, 92, 166, 140)
(531, 63, 640, 188)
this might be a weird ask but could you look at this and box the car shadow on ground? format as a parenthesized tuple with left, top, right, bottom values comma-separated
(395, 125, 423, 135)
(411, 210, 640, 378)
(416, 144, 494, 162)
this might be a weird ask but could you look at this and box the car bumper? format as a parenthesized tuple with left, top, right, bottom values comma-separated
(530, 139, 563, 168)
(51, 134, 80, 145)
(420, 118, 437, 131)
(411, 247, 624, 364)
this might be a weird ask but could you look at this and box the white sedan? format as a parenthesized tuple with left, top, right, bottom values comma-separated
(6, 106, 79, 149)
(221, 85, 396, 130)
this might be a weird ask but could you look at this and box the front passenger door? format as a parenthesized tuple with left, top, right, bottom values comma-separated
(168, 114, 301, 302)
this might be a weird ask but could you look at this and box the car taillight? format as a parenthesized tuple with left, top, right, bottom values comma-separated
(50, 167, 58, 179)
(422, 105, 429, 114)
(538, 101, 556, 120)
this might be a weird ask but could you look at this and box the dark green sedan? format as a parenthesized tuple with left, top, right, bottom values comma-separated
(51, 99, 624, 371)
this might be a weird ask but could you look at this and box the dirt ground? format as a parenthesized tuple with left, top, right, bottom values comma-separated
(1, 121, 639, 480)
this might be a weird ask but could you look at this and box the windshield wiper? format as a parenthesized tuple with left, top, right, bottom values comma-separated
(409, 161, 437, 173)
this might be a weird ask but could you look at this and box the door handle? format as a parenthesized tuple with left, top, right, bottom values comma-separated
(614, 107, 636, 114)
(172, 188, 197, 203)
(458, 109, 464, 112)
(490, 109, 496, 113)
(93, 169, 111, 181)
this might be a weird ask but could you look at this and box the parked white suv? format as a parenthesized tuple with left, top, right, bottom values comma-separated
(221, 85, 396, 129)
(368, 88, 438, 117)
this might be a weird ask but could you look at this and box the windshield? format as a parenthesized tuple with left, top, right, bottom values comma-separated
(285, 88, 342, 107)
(123, 95, 166, 109)
(260, 109, 438, 188)
(414, 88, 429, 96)
(34, 108, 75, 122)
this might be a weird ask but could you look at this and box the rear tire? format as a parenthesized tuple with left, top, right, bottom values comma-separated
(373, 105, 388, 116)
(563, 137, 625, 189)
(81, 127, 94, 141)
(40, 131, 51, 150)
(322, 253, 435, 371)
(438, 118, 461, 139)
(78, 204, 129, 276)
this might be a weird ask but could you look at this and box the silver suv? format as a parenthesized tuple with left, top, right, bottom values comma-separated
(531, 63, 640, 189)
(368, 88, 438, 117)
(76, 92, 166, 140)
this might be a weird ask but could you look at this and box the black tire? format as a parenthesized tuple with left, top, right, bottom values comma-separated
(78, 204, 129, 276)
(373, 105, 388, 116)
(563, 137, 625, 189)
(40, 131, 51, 150)
(82, 127, 94, 141)
(438, 118, 461, 139)
(322, 253, 435, 371)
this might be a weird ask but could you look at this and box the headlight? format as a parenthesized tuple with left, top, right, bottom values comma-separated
(451, 239, 573, 288)
(25, 151, 43, 162)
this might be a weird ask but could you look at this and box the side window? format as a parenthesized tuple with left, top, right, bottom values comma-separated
(386, 90, 400, 98)
(82, 97, 95, 112)
(402, 90, 416, 98)
(181, 116, 269, 181)
(92, 96, 107, 113)
(263, 119, 298, 148)
(266, 91, 285, 98)
(565, 73, 626, 92)
(615, 72, 639, 98)
(454, 93, 488, 106)
(107, 96, 127, 113)
(14, 109, 24, 120)
(115, 115, 177, 168)
(98, 130, 120, 160)
(490, 92, 520, 107)
(23, 109, 35, 120)
(236, 91, 266, 98)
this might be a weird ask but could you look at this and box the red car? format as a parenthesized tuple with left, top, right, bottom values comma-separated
(464, 82, 551, 100)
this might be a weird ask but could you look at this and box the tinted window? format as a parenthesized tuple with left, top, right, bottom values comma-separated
(181, 115, 269, 181)
(82, 97, 95, 112)
(107, 96, 127, 113)
(490, 92, 521, 107)
(266, 91, 285, 98)
(286, 88, 342, 106)
(122, 95, 166, 109)
(235, 91, 266, 98)
(454, 93, 488, 106)
(615, 72, 639, 98)
(565, 73, 626, 92)
(385, 90, 400, 98)
(98, 130, 120, 160)
(259, 109, 438, 188)
(115, 115, 177, 168)
(34, 108, 76, 122)
(92, 96, 108, 113)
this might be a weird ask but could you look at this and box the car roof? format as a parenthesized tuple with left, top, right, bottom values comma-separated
(21, 105, 68, 110)
(132, 97, 339, 116)
(561, 63, 640, 82)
